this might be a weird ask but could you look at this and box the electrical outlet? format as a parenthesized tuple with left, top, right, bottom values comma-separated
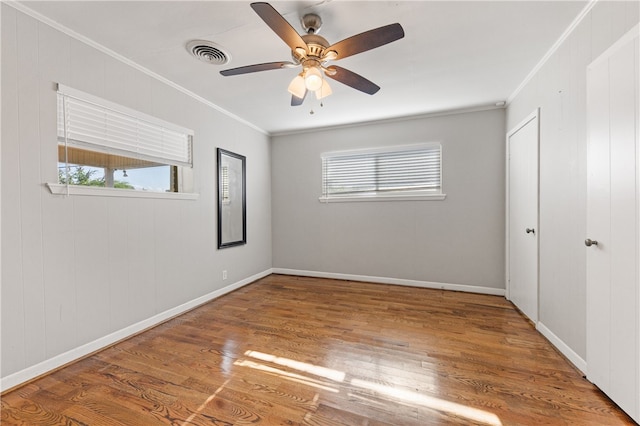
(222, 270, 228, 280)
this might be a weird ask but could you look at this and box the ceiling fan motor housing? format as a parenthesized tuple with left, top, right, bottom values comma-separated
(291, 34, 330, 65)
(304, 34, 329, 57)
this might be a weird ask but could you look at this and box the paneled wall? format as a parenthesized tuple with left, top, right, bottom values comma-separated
(1, 5, 272, 385)
(506, 0, 640, 362)
(271, 108, 506, 292)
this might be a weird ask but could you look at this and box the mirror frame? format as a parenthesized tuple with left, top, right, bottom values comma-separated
(217, 148, 246, 249)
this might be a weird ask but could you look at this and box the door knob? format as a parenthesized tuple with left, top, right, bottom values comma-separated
(526, 228, 535, 234)
(585, 238, 598, 247)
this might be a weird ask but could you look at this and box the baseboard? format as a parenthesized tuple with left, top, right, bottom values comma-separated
(272, 268, 506, 296)
(537, 322, 587, 374)
(0, 268, 272, 393)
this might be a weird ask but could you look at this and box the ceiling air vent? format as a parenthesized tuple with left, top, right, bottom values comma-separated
(186, 40, 230, 65)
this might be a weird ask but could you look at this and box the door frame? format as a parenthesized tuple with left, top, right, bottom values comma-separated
(505, 108, 540, 318)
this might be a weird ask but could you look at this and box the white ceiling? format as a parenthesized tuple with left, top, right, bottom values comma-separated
(21, 1, 587, 134)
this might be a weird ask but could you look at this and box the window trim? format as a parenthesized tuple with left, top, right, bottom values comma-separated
(46, 183, 199, 200)
(319, 143, 446, 203)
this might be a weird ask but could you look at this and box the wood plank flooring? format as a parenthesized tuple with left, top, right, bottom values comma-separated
(1, 275, 635, 425)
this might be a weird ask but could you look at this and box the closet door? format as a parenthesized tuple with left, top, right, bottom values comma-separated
(507, 111, 539, 323)
(586, 25, 639, 423)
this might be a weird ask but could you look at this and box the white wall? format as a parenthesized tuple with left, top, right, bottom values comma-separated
(272, 108, 506, 292)
(1, 5, 272, 385)
(506, 0, 639, 361)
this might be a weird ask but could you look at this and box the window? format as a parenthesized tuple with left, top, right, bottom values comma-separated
(56, 84, 193, 194)
(320, 144, 445, 202)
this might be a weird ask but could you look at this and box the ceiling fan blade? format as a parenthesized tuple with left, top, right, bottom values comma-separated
(325, 66, 380, 95)
(251, 2, 307, 52)
(220, 61, 296, 76)
(291, 90, 307, 106)
(326, 23, 404, 60)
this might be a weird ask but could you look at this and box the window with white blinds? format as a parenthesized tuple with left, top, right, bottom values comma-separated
(320, 144, 443, 201)
(57, 84, 193, 167)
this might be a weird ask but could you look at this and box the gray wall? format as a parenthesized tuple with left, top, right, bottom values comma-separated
(272, 108, 506, 290)
(507, 1, 639, 359)
(1, 5, 272, 379)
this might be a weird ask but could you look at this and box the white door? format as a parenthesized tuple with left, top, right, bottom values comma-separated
(586, 25, 639, 423)
(507, 111, 539, 323)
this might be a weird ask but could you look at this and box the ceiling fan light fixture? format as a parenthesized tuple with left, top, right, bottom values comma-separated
(315, 79, 332, 100)
(288, 74, 307, 98)
(304, 66, 323, 91)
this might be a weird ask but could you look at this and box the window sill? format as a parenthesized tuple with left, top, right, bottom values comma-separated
(46, 183, 199, 200)
(318, 193, 447, 203)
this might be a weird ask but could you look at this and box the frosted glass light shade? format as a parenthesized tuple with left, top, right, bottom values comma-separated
(315, 79, 332, 100)
(304, 66, 323, 91)
(287, 75, 306, 98)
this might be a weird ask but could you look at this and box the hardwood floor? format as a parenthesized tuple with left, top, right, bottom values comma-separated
(1, 275, 635, 425)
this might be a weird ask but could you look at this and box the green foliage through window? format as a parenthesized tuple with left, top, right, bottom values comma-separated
(58, 166, 134, 189)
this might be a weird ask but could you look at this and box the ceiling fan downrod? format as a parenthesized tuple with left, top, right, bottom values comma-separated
(302, 13, 322, 34)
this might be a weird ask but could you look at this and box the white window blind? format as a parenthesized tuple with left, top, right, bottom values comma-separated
(321, 144, 442, 199)
(57, 84, 193, 167)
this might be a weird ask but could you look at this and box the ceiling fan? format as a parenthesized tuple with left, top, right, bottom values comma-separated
(220, 2, 405, 106)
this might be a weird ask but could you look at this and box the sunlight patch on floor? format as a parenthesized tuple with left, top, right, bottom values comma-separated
(235, 350, 502, 426)
(234, 359, 339, 393)
(245, 350, 346, 382)
(351, 378, 503, 426)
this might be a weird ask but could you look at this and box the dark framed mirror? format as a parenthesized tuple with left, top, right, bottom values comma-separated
(217, 148, 246, 249)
